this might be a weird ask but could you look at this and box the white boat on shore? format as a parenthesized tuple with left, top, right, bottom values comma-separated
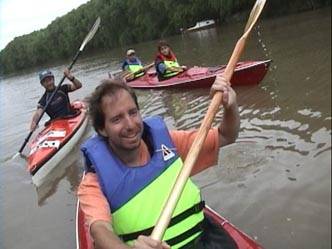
(185, 19, 216, 32)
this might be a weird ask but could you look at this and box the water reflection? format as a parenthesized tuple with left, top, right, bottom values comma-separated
(182, 27, 220, 47)
(36, 149, 82, 206)
(215, 142, 272, 183)
(135, 75, 331, 192)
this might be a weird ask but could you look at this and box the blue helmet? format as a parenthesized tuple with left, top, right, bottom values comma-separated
(39, 69, 54, 83)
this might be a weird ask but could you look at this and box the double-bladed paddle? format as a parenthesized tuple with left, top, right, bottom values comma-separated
(151, 0, 267, 241)
(13, 17, 101, 159)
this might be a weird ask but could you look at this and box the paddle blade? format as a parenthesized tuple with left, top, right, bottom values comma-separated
(11, 152, 21, 160)
(244, 0, 266, 36)
(12, 151, 28, 160)
(79, 17, 101, 51)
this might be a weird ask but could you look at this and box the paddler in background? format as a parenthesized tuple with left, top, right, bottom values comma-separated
(121, 49, 147, 81)
(77, 75, 240, 248)
(154, 40, 187, 81)
(29, 69, 82, 131)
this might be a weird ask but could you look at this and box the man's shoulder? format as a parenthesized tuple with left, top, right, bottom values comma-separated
(170, 129, 185, 134)
(169, 130, 185, 141)
(37, 91, 47, 105)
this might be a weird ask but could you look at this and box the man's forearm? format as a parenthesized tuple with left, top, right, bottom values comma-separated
(71, 77, 82, 89)
(30, 108, 43, 130)
(32, 112, 40, 123)
(91, 221, 130, 249)
(218, 103, 240, 146)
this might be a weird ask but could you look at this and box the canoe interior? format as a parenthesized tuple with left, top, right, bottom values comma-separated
(76, 204, 263, 249)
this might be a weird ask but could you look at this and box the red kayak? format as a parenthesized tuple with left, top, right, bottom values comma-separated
(76, 201, 263, 249)
(126, 60, 271, 89)
(27, 101, 88, 186)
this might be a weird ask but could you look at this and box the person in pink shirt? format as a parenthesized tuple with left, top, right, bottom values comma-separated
(78, 75, 239, 249)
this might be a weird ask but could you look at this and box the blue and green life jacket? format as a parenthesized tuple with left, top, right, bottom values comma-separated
(124, 58, 144, 78)
(81, 116, 204, 248)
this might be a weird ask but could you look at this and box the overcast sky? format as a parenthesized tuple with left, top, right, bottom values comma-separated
(0, 0, 89, 50)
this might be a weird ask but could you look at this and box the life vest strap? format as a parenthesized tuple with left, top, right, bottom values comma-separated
(166, 220, 203, 246)
(120, 201, 205, 242)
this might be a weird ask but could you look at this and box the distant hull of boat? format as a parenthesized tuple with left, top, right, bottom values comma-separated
(126, 60, 271, 89)
(185, 19, 216, 32)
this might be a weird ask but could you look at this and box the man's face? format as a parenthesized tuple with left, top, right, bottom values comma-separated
(41, 76, 55, 91)
(128, 53, 136, 61)
(99, 89, 143, 155)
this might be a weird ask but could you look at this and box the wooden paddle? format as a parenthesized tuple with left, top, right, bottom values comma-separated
(14, 17, 101, 158)
(150, 0, 267, 241)
(123, 62, 154, 81)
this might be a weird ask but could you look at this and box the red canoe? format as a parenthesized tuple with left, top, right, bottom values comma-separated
(126, 60, 271, 89)
(27, 101, 88, 186)
(76, 201, 263, 249)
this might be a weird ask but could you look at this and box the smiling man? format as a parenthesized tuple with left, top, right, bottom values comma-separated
(29, 68, 82, 131)
(78, 77, 240, 249)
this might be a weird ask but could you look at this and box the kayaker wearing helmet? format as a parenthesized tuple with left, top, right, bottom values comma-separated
(122, 49, 146, 81)
(29, 69, 82, 131)
(77, 75, 239, 249)
(154, 40, 187, 81)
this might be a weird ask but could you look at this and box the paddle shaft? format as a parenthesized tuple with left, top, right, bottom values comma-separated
(150, 36, 247, 240)
(18, 17, 100, 154)
(151, 0, 266, 240)
(123, 62, 154, 80)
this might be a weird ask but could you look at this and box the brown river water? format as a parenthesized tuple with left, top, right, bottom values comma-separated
(0, 8, 330, 249)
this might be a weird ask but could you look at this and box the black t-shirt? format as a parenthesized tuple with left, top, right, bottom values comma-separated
(38, 84, 74, 119)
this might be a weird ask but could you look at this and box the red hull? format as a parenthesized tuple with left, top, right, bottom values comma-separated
(27, 101, 87, 175)
(126, 60, 271, 89)
(76, 202, 263, 249)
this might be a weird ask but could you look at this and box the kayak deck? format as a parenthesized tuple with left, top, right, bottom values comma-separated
(27, 101, 88, 186)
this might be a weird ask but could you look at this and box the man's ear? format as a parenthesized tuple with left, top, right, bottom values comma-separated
(98, 128, 108, 137)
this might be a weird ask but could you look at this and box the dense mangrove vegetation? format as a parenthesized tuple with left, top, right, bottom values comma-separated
(0, 0, 330, 75)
